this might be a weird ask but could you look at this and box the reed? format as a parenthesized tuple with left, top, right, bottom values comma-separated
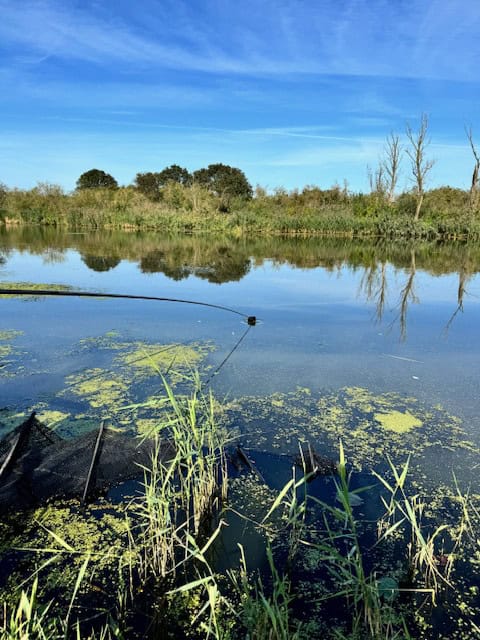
(3, 183, 480, 239)
(228, 543, 303, 640)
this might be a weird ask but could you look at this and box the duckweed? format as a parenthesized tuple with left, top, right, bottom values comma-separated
(225, 385, 477, 474)
(374, 409, 423, 433)
(0, 329, 24, 377)
(0, 281, 72, 299)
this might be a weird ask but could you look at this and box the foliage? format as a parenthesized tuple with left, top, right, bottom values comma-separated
(2, 178, 480, 239)
(0, 182, 9, 211)
(157, 164, 192, 186)
(135, 165, 191, 201)
(134, 171, 164, 201)
(193, 163, 253, 210)
(76, 169, 118, 191)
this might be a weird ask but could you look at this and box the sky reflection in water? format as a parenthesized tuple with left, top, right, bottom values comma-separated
(0, 230, 479, 443)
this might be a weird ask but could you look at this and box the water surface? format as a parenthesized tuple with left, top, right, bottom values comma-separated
(1, 227, 479, 444)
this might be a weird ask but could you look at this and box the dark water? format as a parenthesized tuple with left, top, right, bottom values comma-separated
(1, 227, 479, 442)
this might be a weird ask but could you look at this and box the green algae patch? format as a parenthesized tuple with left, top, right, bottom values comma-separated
(0, 281, 72, 299)
(53, 333, 214, 436)
(0, 329, 23, 342)
(137, 417, 162, 437)
(224, 386, 477, 475)
(118, 341, 208, 379)
(0, 500, 133, 611)
(67, 369, 129, 409)
(374, 409, 422, 433)
(0, 329, 25, 377)
(0, 344, 12, 358)
(35, 408, 71, 428)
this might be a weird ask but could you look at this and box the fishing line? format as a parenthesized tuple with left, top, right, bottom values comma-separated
(204, 324, 252, 386)
(0, 288, 257, 323)
(1, 287, 257, 394)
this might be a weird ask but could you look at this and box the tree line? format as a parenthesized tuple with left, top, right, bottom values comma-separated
(73, 115, 480, 221)
(76, 163, 253, 211)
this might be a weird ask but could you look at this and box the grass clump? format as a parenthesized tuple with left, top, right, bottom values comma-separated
(1, 378, 479, 639)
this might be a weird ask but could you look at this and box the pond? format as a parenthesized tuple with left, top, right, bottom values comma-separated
(1, 227, 479, 438)
(1, 226, 480, 638)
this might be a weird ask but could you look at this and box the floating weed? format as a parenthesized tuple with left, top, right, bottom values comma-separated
(0, 500, 131, 618)
(34, 408, 71, 429)
(226, 386, 478, 475)
(52, 333, 214, 435)
(0, 329, 25, 378)
(66, 369, 129, 410)
(0, 281, 72, 300)
(118, 341, 208, 376)
(374, 410, 422, 434)
(0, 330, 23, 343)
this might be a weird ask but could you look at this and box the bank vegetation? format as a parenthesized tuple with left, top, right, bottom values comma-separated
(2, 118, 480, 239)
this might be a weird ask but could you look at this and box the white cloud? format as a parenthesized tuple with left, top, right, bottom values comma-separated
(0, 0, 479, 81)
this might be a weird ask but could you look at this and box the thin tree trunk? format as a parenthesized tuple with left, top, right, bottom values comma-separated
(414, 193, 423, 221)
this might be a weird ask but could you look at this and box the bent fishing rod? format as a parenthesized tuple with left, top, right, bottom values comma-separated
(0, 288, 257, 325)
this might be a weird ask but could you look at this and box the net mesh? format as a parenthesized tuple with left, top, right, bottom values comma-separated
(0, 414, 174, 511)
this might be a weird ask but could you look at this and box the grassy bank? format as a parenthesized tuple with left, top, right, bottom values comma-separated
(1, 183, 480, 240)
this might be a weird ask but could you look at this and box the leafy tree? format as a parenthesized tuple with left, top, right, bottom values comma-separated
(135, 165, 191, 201)
(76, 169, 118, 190)
(134, 172, 164, 201)
(0, 182, 7, 208)
(158, 164, 191, 186)
(193, 163, 252, 210)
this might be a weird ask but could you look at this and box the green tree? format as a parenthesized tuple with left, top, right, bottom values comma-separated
(76, 169, 118, 190)
(0, 182, 7, 209)
(134, 172, 163, 201)
(158, 164, 191, 186)
(135, 165, 191, 201)
(193, 163, 252, 210)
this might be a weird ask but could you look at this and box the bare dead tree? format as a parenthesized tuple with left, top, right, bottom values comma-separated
(368, 164, 387, 197)
(466, 126, 480, 210)
(382, 133, 402, 202)
(405, 114, 435, 221)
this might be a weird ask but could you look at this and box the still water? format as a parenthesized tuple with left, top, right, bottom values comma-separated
(2, 227, 480, 637)
(1, 227, 479, 445)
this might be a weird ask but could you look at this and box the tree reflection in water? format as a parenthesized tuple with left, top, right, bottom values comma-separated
(0, 226, 478, 337)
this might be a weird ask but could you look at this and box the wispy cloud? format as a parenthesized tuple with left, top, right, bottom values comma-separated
(0, 1, 478, 190)
(0, 0, 479, 81)
(267, 139, 384, 168)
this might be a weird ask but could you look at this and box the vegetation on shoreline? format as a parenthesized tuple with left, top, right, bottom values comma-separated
(1, 181, 480, 239)
(2, 117, 480, 239)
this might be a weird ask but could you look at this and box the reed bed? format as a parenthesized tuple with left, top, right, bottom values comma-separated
(0, 385, 478, 639)
(2, 183, 480, 239)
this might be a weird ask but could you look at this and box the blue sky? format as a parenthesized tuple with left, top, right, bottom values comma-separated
(1, 0, 479, 192)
